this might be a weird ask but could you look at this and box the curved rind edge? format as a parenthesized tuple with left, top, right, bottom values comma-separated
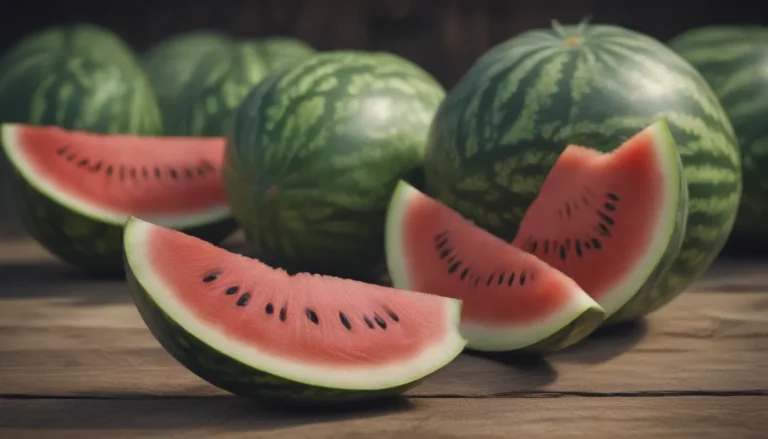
(605, 118, 690, 323)
(384, 181, 605, 353)
(122, 216, 467, 402)
(0, 123, 232, 228)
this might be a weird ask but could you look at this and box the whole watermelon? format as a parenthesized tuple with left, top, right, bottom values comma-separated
(141, 30, 234, 131)
(151, 38, 314, 137)
(424, 21, 742, 323)
(0, 23, 162, 224)
(668, 26, 768, 239)
(223, 51, 446, 277)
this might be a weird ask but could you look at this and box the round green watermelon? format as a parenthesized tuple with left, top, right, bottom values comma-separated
(668, 26, 768, 239)
(223, 50, 446, 277)
(424, 21, 742, 323)
(141, 30, 235, 131)
(0, 23, 162, 224)
(256, 37, 317, 70)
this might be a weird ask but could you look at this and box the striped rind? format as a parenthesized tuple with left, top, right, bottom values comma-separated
(123, 217, 466, 405)
(668, 26, 768, 237)
(425, 23, 742, 322)
(0, 26, 161, 135)
(141, 31, 235, 130)
(224, 50, 446, 277)
(160, 41, 273, 137)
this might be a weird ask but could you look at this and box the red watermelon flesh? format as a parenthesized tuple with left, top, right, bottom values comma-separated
(1, 124, 230, 227)
(512, 120, 686, 318)
(385, 181, 605, 352)
(123, 217, 466, 391)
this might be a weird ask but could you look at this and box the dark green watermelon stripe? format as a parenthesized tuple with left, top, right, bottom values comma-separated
(225, 51, 445, 275)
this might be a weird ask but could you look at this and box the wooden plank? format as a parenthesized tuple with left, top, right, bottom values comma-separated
(1, 396, 765, 439)
(1, 279, 766, 397)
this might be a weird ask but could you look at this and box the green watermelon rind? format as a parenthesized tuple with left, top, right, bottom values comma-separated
(385, 180, 606, 353)
(424, 23, 741, 324)
(122, 217, 467, 406)
(223, 50, 447, 278)
(0, 125, 237, 274)
(667, 26, 768, 238)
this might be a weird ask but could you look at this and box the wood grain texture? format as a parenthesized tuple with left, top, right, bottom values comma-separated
(1, 236, 766, 437)
(1, 397, 765, 439)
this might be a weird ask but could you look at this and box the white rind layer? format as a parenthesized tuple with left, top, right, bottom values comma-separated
(385, 181, 602, 352)
(594, 119, 685, 317)
(1, 124, 231, 229)
(123, 217, 467, 390)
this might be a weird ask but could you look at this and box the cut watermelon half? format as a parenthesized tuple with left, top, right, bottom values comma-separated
(512, 119, 688, 322)
(385, 181, 605, 352)
(123, 217, 466, 405)
(0, 123, 237, 273)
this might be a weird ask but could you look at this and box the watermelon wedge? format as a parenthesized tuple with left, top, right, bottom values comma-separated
(512, 120, 688, 322)
(123, 217, 466, 405)
(385, 181, 605, 352)
(0, 124, 237, 273)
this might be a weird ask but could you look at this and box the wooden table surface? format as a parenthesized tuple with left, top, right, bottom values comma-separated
(1, 229, 767, 438)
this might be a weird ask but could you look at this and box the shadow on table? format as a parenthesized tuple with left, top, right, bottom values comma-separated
(551, 319, 649, 364)
(0, 261, 133, 306)
(3, 394, 414, 431)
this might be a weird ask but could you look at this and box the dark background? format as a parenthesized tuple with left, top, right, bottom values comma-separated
(1, 0, 767, 88)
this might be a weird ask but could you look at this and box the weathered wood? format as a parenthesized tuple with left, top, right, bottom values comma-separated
(1, 247, 766, 398)
(1, 396, 765, 439)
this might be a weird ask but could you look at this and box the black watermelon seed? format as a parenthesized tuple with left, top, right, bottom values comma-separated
(106, 165, 114, 176)
(460, 267, 469, 280)
(56, 147, 67, 155)
(448, 261, 461, 274)
(530, 240, 538, 253)
(129, 167, 137, 180)
(77, 158, 89, 167)
(598, 212, 615, 226)
(197, 167, 206, 176)
(265, 303, 274, 314)
(142, 166, 149, 180)
(597, 223, 611, 236)
(279, 306, 287, 322)
(507, 272, 515, 287)
(339, 312, 352, 329)
(497, 271, 505, 285)
(607, 192, 620, 202)
(364, 316, 375, 329)
(575, 240, 583, 257)
(439, 249, 451, 259)
(236, 293, 251, 307)
(433, 231, 448, 242)
(486, 273, 495, 286)
(544, 240, 550, 253)
(584, 241, 592, 249)
(66, 154, 75, 161)
(436, 238, 448, 249)
(591, 238, 602, 250)
(91, 161, 102, 172)
(305, 308, 319, 325)
(385, 308, 399, 322)
(202, 271, 221, 283)
(604, 202, 616, 211)
(185, 168, 194, 178)
(154, 167, 162, 179)
(170, 169, 178, 180)
(559, 245, 566, 261)
(520, 272, 527, 286)
(374, 315, 387, 329)
(225, 286, 239, 295)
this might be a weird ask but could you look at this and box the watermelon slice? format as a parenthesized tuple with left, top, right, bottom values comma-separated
(385, 181, 605, 352)
(512, 120, 688, 322)
(0, 123, 237, 274)
(123, 216, 466, 405)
